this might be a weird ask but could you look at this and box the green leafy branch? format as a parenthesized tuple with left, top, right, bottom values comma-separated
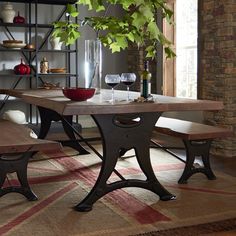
(53, 0, 176, 59)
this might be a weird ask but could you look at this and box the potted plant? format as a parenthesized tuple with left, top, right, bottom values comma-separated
(52, 0, 175, 60)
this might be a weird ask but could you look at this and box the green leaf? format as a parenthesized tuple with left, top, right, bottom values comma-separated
(131, 12, 147, 29)
(139, 4, 154, 21)
(77, 0, 105, 11)
(147, 21, 159, 39)
(118, 0, 134, 10)
(145, 45, 156, 59)
(114, 35, 128, 49)
(66, 4, 79, 17)
(164, 47, 176, 59)
(109, 42, 122, 53)
(127, 32, 135, 42)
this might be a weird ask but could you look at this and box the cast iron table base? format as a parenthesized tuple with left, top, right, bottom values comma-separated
(71, 112, 176, 212)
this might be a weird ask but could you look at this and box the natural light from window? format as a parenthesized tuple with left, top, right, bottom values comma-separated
(176, 0, 198, 98)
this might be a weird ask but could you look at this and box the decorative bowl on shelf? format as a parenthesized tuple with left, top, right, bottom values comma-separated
(49, 68, 66, 73)
(1, 40, 26, 49)
(62, 87, 95, 101)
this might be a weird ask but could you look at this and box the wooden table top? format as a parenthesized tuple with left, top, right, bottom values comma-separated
(0, 89, 224, 115)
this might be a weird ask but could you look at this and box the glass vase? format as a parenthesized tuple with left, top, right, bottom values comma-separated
(85, 39, 102, 94)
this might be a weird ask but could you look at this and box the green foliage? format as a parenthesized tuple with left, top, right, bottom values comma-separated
(53, 0, 175, 59)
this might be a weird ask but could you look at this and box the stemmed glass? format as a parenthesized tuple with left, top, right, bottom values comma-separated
(105, 74, 121, 103)
(121, 73, 136, 101)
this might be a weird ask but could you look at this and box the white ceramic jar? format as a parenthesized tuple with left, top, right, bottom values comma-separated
(50, 36, 63, 50)
(0, 2, 16, 23)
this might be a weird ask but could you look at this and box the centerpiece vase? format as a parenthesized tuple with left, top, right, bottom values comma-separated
(84, 39, 102, 94)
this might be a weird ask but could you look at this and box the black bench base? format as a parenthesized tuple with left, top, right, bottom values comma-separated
(0, 152, 38, 201)
(151, 138, 216, 184)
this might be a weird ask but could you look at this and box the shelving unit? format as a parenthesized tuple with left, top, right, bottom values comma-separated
(0, 0, 78, 124)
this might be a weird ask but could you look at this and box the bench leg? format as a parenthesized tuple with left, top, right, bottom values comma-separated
(0, 152, 38, 201)
(178, 140, 216, 184)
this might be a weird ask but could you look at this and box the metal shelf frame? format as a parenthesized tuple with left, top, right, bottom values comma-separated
(0, 0, 79, 123)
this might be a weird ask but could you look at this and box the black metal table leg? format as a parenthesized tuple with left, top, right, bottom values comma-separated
(38, 106, 89, 154)
(0, 152, 38, 201)
(178, 140, 216, 184)
(74, 112, 176, 212)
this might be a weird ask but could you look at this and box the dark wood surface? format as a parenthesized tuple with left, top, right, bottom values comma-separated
(0, 89, 224, 116)
(155, 117, 233, 140)
(0, 119, 61, 154)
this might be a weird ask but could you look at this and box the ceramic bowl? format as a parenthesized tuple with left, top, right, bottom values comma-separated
(62, 87, 95, 101)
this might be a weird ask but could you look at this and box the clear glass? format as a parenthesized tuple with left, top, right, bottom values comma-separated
(105, 74, 121, 103)
(121, 73, 136, 101)
(85, 39, 102, 94)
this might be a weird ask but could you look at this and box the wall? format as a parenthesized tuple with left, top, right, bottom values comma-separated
(198, 0, 236, 157)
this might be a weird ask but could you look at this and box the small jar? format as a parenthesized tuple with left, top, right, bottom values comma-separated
(50, 36, 63, 50)
(40, 57, 49, 74)
(0, 2, 16, 23)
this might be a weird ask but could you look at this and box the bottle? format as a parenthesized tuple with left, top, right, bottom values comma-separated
(140, 60, 151, 98)
(40, 57, 49, 73)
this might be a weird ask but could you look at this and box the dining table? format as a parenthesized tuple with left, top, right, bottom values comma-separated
(0, 88, 224, 211)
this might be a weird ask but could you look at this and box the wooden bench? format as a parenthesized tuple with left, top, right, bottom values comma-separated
(152, 117, 233, 184)
(0, 119, 61, 200)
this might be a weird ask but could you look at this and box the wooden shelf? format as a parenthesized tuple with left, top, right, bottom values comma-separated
(38, 49, 77, 53)
(0, 48, 76, 53)
(0, 22, 53, 28)
(38, 73, 77, 77)
(0, 0, 77, 5)
(0, 73, 32, 77)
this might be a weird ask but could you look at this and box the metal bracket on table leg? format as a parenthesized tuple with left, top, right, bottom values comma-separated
(74, 113, 176, 212)
(0, 152, 38, 201)
(37, 106, 89, 154)
(178, 139, 216, 184)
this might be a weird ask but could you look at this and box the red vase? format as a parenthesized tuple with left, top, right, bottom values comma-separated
(13, 11, 25, 24)
(14, 59, 30, 75)
(25, 64, 31, 74)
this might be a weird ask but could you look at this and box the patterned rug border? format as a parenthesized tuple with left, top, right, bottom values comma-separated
(132, 217, 236, 236)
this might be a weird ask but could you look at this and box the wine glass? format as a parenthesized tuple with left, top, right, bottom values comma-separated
(121, 73, 136, 101)
(105, 74, 121, 103)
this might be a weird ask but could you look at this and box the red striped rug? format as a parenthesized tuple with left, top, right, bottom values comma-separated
(1, 145, 236, 236)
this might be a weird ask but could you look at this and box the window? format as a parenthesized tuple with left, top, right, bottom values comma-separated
(176, 0, 198, 98)
(163, 0, 198, 98)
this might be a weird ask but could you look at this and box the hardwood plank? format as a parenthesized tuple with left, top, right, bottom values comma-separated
(0, 119, 61, 154)
(0, 89, 224, 116)
(155, 117, 233, 140)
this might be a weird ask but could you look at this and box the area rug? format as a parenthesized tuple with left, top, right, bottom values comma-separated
(0, 143, 236, 236)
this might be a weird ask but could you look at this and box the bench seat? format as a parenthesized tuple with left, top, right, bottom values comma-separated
(0, 119, 61, 200)
(153, 117, 233, 183)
